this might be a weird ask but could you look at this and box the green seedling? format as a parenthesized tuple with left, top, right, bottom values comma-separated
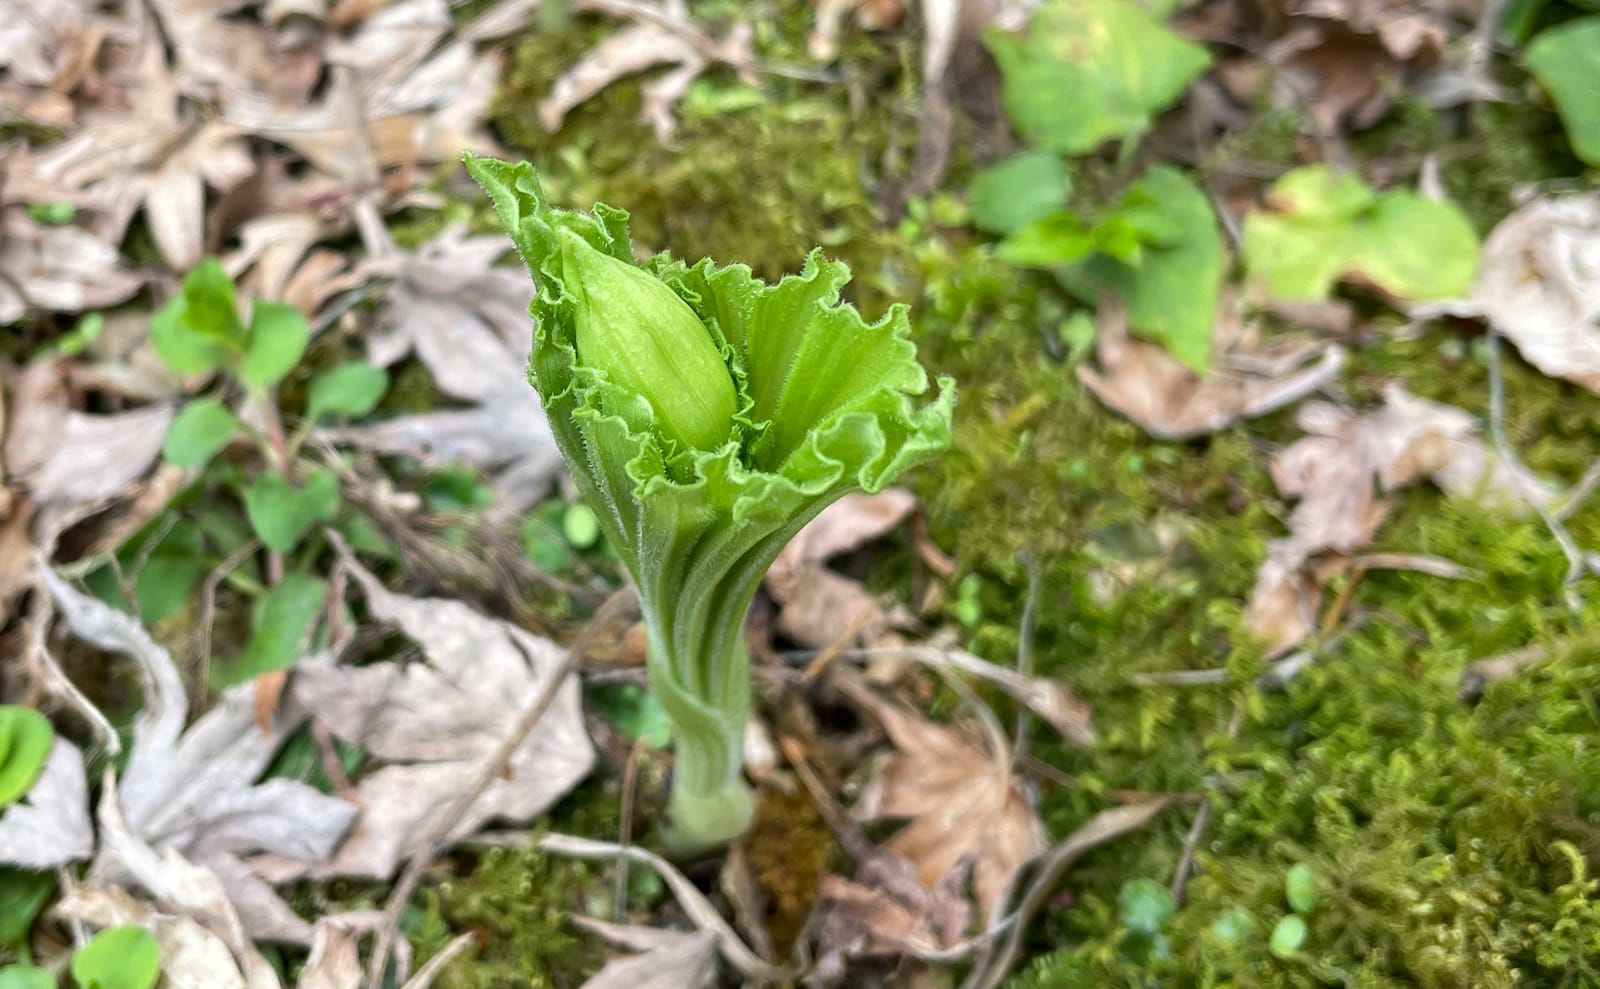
(469, 155, 954, 850)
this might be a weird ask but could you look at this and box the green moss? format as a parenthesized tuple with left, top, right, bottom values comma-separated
(489, 14, 914, 315)
(1440, 100, 1584, 233)
(407, 782, 623, 988)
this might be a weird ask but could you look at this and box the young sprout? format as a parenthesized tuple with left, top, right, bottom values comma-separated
(468, 155, 954, 850)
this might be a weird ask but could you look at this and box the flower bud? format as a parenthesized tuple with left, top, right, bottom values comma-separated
(559, 229, 737, 452)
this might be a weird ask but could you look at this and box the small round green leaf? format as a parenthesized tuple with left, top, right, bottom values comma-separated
(562, 504, 601, 549)
(239, 300, 310, 388)
(1285, 862, 1316, 914)
(0, 707, 53, 809)
(0, 965, 54, 989)
(1269, 913, 1307, 959)
(1207, 905, 1252, 946)
(1117, 878, 1176, 935)
(162, 398, 240, 467)
(71, 925, 160, 989)
(307, 362, 390, 421)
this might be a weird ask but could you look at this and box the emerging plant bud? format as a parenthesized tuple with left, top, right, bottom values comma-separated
(559, 228, 737, 452)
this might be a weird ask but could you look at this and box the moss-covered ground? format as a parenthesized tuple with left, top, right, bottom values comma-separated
(400, 5, 1600, 986)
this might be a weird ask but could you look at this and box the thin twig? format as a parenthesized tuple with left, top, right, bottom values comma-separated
(194, 538, 262, 696)
(613, 737, 648, 923)
(1485, 330, 1597, 603)
(1556, 456, 1600, 523)
(1011, 553, 1042, 769)
(537, 833, 795, 982)
(25, 584, 119, 756)
(1169, 798, 1212, 907)
(399, 933, 477, 989)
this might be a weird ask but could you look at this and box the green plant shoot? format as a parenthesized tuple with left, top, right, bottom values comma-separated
(467, 155, 954, 849)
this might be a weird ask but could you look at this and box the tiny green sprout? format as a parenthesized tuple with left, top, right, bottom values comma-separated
(468, 155, 954, 850)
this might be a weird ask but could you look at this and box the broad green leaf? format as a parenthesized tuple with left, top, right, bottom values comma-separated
(986, 0, 1211, 155)
(1269, 914, 1308, 958)
(239, 301, 310, 388)
(998, 211, 1096, 267)
(307, 362, 389, 421)
(0, 869, 54, 947)
(1118, 878, 1176, 935)
(1062, 166, 1223, 372)
(213, 574, 328, 688)
(0, 707, 53, 808)
(1243, 165, 1480, 302)
(71, 925, 161, 989)
(1527, 17, 1600, 166)
(968, 151, 1072, 235)
(162, 397, 239, 467)
(244, 470, 341, 553)
(1285, 863, 1317, 913)
(0, 966, 52, 989)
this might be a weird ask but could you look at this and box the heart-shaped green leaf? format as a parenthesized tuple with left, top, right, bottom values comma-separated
(163, 397, 240, 467)
(244, 470, 341, 553)
(239, 301, 310, 388)
(149, 259, 245, 375)
(71, 926, 160, 989)
(212, 573, 329, 688)
(0, 707, 53, 808)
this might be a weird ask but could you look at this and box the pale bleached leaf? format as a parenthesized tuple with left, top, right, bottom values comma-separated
(0, 737, 93, 868)
(41, 568, 356, 944)
(575, 919, 717, 989)
(325, 225, 562, 516)
(1425, 194, 1600, 392)
(288, 554, 594, 880)
(0, 208, 142, 322)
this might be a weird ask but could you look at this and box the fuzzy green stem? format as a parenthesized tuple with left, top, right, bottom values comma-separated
(645, 628, 754, 852)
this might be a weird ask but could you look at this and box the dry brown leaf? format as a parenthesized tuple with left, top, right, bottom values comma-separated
(1255, 0, 1470, 137)
(767, 488, 920, 649)
(13, 34, 254, 269)
(287, 553, 595, 880)
(808, 852, 970, 979)
(0, 207, 142, 321)
(1420, 194, 1600, 392)
(538, 0, 756, 140)
(843, 678, 1046, 921)
(325, 225, 563, 516)
(574, 918, 718, 989)
(1245, 384, 1547, 654)
(1077, 294, 1345, 440)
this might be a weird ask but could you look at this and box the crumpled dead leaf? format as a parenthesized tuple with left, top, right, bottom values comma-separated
(767, 488, 920, 649)
(538, 0, 757, 140)
(37, 567, 357, 945)
(574, 918, 718, 989)
(325, 224, 563, 517)
(1078, 294, 1346, 440)
(0, 0, 114, 126)
(807, 850, 971, 982)
(1418, 194, 1600, 393)
(841, 676, 1046, 921)
(1245, 383, 1545, 654)
(285, 552, 594, 880)
(13, 33, 254, 269)
(0, 207, 142, 322)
